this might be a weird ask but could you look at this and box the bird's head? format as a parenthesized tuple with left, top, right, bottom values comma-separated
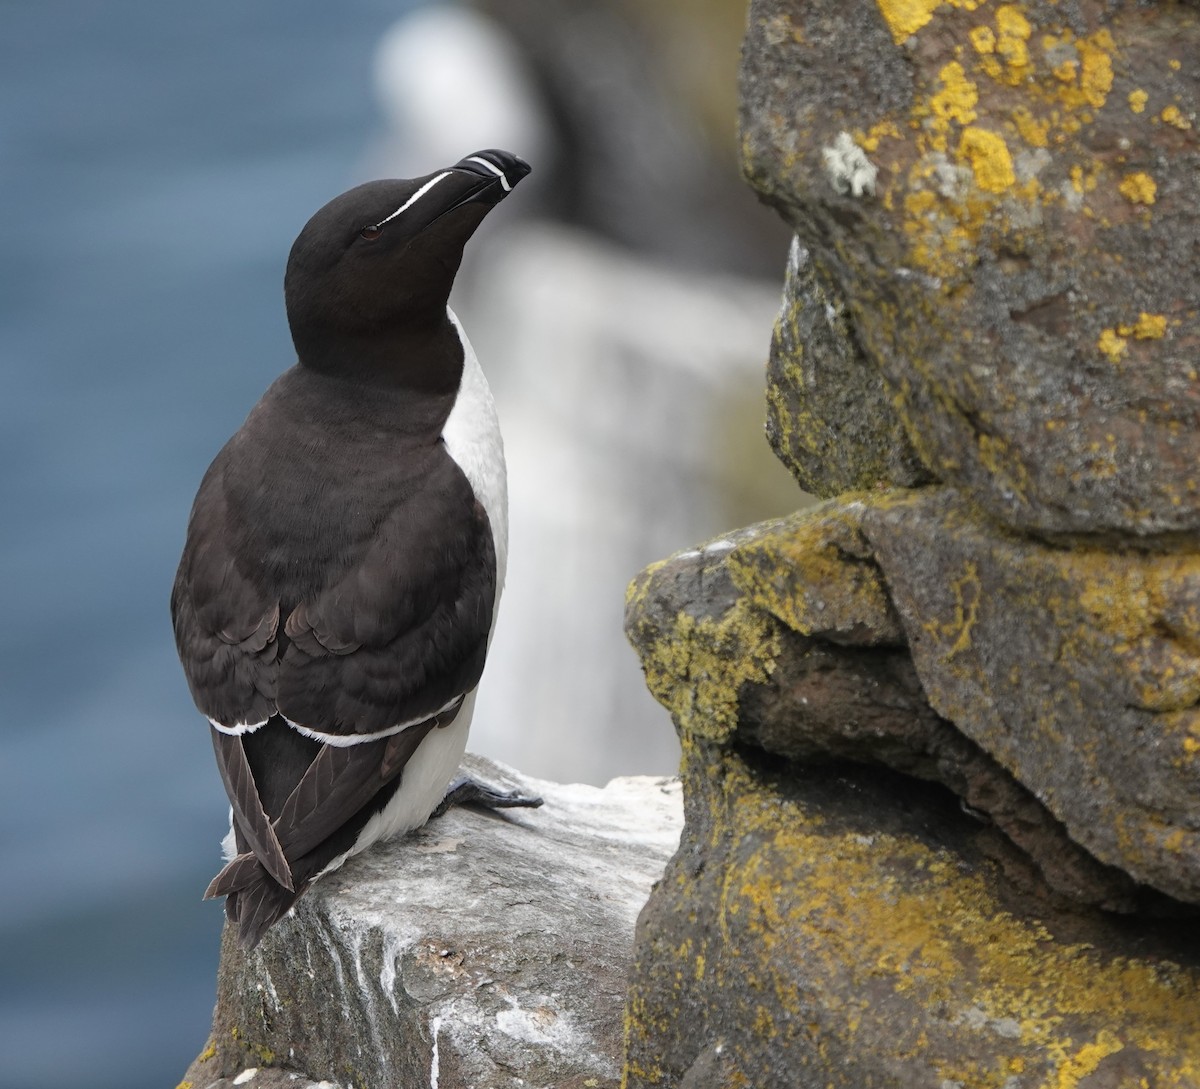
(283, 150, 530, 378)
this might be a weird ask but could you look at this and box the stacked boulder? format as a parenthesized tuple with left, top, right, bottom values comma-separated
(623, 1, 1200, 1084)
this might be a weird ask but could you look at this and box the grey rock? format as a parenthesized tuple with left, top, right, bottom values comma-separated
(766, 238, 931, 497)
(182, 755, 683, 1089)
(740, 0, 1200, 537)
(623, 739, 1200, 1089)
(625, 508, 1155, 913)
(182, 1070, 341, 1089)
(860, 487, 1200, 906)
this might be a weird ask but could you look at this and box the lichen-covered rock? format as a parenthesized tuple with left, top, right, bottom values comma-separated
(182, 757, 682, 1089)
(740, 0, 1200, 537)
(618, 3, 1200, 1084)
(624, 507, 1154, 912)
(624, 741, 1200, 1089)
(767, 237, 931, 497)
(859, 487, 1200, 905)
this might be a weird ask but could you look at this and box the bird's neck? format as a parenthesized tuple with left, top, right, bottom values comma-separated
(292, 311, 463, 396)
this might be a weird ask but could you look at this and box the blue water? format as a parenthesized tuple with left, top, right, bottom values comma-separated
(0, 3, 426, 1085)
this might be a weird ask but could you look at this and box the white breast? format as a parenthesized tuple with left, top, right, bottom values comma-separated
(443, 307, 509, 595)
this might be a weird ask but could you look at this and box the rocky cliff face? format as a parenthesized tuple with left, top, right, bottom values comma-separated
(622, 1, 1200, 1084)
(180, 758, 682, 1089)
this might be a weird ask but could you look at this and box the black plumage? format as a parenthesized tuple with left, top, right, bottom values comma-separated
(172, 151, 530, 947)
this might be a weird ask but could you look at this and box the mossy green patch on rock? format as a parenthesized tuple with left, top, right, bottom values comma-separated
(623, 743, 1200, 1088)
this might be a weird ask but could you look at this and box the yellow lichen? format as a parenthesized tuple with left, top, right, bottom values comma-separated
(969, 25, 996, 55)
(931, 61, 980, 131)
(857, 118, 902, 152)
(1128, 89, 1148, 113)
(1069, 163, 1098, 195)
(1012, 106, 1050, 147)
(1118, 172, 1157, 205)
(1052, 59, 1078, 84)
(889, 14, 1128, 280)
(957, 127, 1016, 193)
(686, 750, 1200, 1087)
(930, 563, 981, 657)
(1052, 1030, 1125, 1089)
(874, 0, 943, 44)
(1161, 105, 1193, 130)
(1117, 313, 1168, 340)
(993, 5, 1032, 82)
(976, 432, 1032, 503)
(1040, 28, 1116, 112)
(1076, 30, 1115, 109)
(1070, 553, 1200, 713)
(1097, 328, 1128, 362)
(905, 188, 938, 218)
(629, 581, 779, 744)
(726, 501, 899, 640)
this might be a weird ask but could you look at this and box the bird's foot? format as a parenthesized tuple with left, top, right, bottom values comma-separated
(432, 774, 544, 820)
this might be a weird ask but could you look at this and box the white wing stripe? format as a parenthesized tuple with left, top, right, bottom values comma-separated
(282, 694, 465, 746)
(208, 717, 268, 736)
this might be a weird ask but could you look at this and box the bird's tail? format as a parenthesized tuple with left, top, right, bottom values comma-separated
(206, 852, 304, 950)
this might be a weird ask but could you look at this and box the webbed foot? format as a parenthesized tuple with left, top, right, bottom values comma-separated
(432, 774, 545, 820)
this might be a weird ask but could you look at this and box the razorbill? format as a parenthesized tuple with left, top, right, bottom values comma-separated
(171, 149, 533, 949)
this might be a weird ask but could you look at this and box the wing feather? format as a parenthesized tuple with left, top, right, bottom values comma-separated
(269, 728, 420, 860)
(210, 729, 294, 891)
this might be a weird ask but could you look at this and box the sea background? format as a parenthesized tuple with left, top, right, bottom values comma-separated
(0, 2, 794, 1085)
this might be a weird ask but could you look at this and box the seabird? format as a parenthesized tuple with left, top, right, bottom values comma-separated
(171, 149, 533, 948)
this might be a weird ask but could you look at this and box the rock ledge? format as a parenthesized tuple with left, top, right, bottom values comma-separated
(181, 756, 682, 1089)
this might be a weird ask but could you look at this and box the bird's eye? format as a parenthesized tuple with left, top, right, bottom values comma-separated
(360, 224, 382, 241)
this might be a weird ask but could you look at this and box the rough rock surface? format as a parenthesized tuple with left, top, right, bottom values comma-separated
(619, 1, 1200, 1085)
(624, 741, 1200, 1089)
(741, 0, 1200, 537)
(624, 520, 1200, 1085)
(626, 512, 1186, 913)
(864, 488, 1200, 905)
(767, 237, 931, 496)
(181, 756, 682, 1089)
